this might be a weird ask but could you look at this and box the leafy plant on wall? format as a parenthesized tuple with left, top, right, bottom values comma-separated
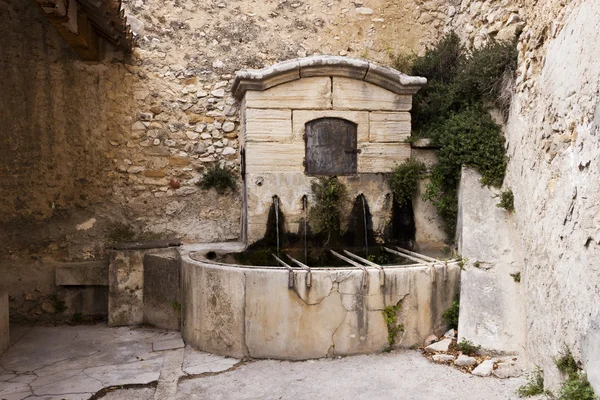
(394, 32, 517, 239)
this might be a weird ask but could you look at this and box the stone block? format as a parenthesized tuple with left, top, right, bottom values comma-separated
(245, 109, 293, 143)
(292, 110, 369, 143)
(369, 112, 411, 142)
(332, 77, 412, 111)
(181, 260, 246, 359)
(55, 261, 109, 286)
(245, 143, 304, 173)
(244, 77, 331, 109)
(0, 291, 8, 355)
(63, 286, 108, 316)
(357, 142, 411, 173)
(143, 250, 181, 330)
(456, 167, 522, 353)
(108, 250, 145, 327)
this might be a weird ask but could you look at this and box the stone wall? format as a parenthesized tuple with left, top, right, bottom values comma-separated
(1, 0, 445, 320)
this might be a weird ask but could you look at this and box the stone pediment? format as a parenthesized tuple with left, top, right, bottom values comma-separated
(232, 56, 427, 99)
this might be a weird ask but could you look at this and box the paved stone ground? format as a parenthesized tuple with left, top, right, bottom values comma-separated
(0, 324, 541, 400)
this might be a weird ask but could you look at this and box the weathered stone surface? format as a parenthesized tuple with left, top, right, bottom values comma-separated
(444, 329, 456, 339)
(182, 346, 239, 375)
(424, 335, 439, 347)
(424, 338, 452, 353)
(55, 261, 109, 286)
(433, 354, 455, 363)
(457, 167, 522, 353)
(108, 251, 145, 327)
(368, 112, 411, 142)
(245, 109, 293, 142)
(358, 142, 411, 173)
(454, 355, 477, 366)
(245, 77, 331, 109)
(153, 337, 185, 352)
(472, 360, 495, 377)
(332, 77, 412, 111)
(143, 250, 181, 330)
(181, 259, 246, 359)
(492, 362, 522, 379)
(0, 292, 8, 355)
(245, 143, 304, 173)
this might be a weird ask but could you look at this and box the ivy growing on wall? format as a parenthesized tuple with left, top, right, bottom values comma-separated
(395, 32, 517, 239)
(388, 158, 427, 207)
(308, 177, 349, 243)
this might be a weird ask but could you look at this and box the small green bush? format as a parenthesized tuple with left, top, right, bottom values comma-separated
(517, 366, 545, 397)
(382, 303, 404, 349)
(443, 299, 460, 330)
(510, 272, 521, 283)
(497, 189, 515, 212)
(407, 32, 516, 241)
(199, 164, 237, 193)
(555, 347, 579, 376)
(558, 373, 596, 400)
(391, 51, 417, 74)
(308, 177, 349, 239)
(50, 294, 67, 314)
(388, 158, 427, 207)
(455, 339, 481, 356)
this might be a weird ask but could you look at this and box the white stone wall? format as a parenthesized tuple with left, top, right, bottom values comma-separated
(242, 76, 413, 243)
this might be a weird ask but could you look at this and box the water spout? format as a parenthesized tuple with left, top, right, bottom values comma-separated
(302, 195, 308, 263)
(273, 196, 280, 256)
(361, 194, 369, 257)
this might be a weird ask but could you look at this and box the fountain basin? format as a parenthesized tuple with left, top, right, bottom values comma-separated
(181, 251, 460, 360)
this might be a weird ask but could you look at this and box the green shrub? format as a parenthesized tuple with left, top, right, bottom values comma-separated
(388, 158, 427, 207)
(308, 177, 349, 240)
(510, 272, 521, 283)
(517, 366, 545, 397)
(408, 32, 516, 240)
(50, 294, 67, 314)
(455, 339, 481, 356)
(443, 299, 460, 330)
(555, 347, 579, 376)
(497, 189, 515, 211)
(422, 107, 507, 237)
(382, 303, 404, 349)
(391, 51, 417, 74)
(198, 164, 237, 193)
(558, 373, 596, 400)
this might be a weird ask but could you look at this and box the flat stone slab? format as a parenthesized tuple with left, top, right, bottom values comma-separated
(0, 324, 181, 399)
(182, 346, 239, 375)
(424, 338, 452, 353)
(454, 355, 477, 366)
(432, 354, 455, 363)
(153, 337, 185, 352)
(492, 362, 523, 379)
(472, 360, 495, 377)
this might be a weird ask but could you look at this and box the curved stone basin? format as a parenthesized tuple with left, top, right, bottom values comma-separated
(182, 250, 460, 360)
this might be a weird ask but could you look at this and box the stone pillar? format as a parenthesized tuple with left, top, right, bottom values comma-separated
(456, 167, 523, 353)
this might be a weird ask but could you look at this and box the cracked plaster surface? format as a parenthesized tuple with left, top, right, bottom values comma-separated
(0, 325, 241, 400)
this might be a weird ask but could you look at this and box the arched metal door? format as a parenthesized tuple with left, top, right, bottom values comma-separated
(305, 118, 358, 175)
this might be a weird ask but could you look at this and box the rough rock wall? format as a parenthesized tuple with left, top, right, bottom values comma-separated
(446, 0, 600, 391)
(505, 0, 600, 391)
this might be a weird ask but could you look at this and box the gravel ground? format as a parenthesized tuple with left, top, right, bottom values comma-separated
(175, 350, 542, 400)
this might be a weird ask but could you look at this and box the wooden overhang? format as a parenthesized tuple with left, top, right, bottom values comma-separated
(34, 0, 133, 61)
